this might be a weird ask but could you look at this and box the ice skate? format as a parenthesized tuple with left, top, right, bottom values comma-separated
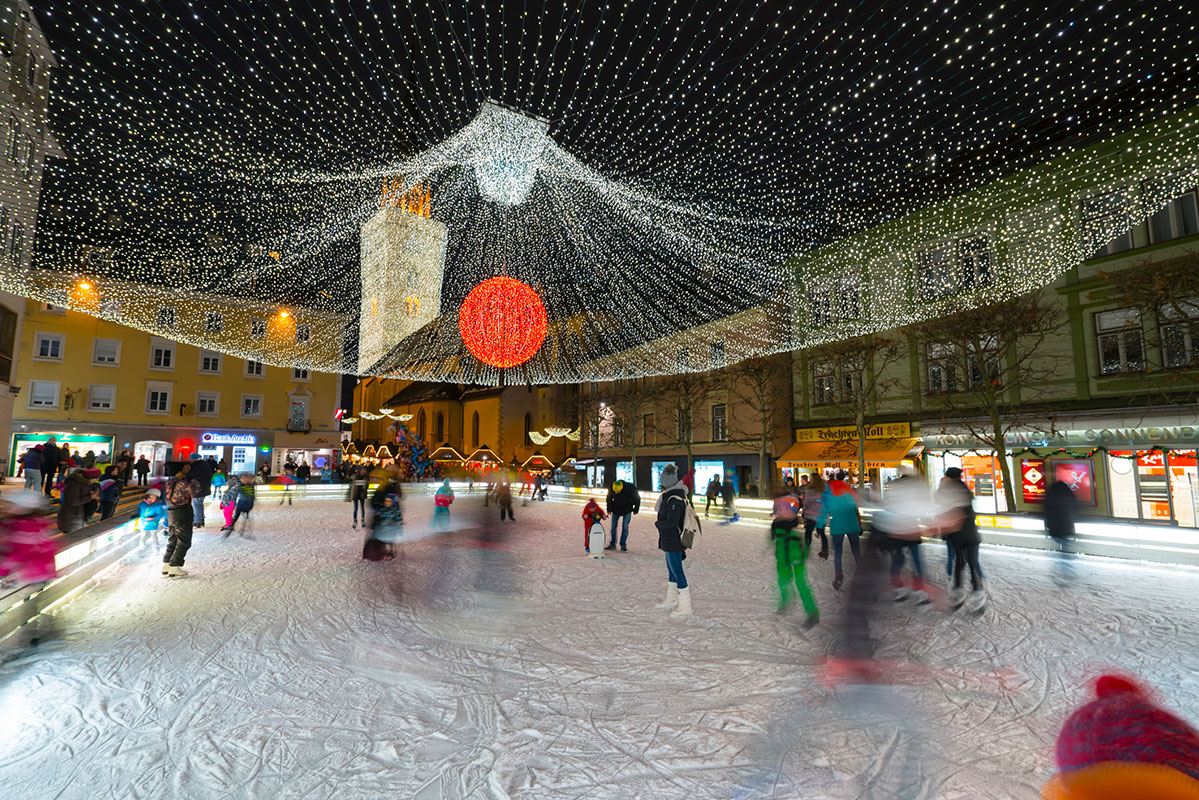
(913, 589, 930, 605)
(655, 582, 679, 610)
(892, 586, 910, 602)
(671, 587, 693, 617)
(833, 573, 844, 591)
(803, 611, 819, 629)
(950, 586, 967, 609)
(161, 563, 169, 575)
(166, 565, 188, 577)
(966, 588, 987, 614)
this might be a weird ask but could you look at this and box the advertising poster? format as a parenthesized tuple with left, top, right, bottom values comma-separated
(1053, 460, 1096, 506)
(1021, 458, 1047, 504)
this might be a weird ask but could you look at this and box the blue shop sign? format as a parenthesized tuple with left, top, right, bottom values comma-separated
(201, 432, 257, 446)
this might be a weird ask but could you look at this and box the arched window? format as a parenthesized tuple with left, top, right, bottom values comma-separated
(471, 411, 480, 449)
(435, 411, 445, 443)
(417, 408, 426, 441)
(524, 412, 533, 446)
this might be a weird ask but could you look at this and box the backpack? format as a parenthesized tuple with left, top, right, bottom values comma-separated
(680, 498, 702, 549)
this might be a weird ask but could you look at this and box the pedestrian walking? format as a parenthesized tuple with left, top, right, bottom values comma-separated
(819, 477, 862, 590)
(770, 485, 818, 626)
(41, 437, 60, 497)
(19, 445, 43, 491)
(1043, 479, 1080, 587)
(801, 473, 830, 559)
(654, 464, 694, 618)
(433, 478, 455, 527)
(134, 454, 151, 486)
(721, 476, 739, 522)
(936, 467, 985, 612)
(163, 464, 198, 577)
(604, 478, 640, 551)
(705, 474, 722, 518)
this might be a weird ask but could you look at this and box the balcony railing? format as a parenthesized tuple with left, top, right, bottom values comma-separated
(287, 420, 312, 434)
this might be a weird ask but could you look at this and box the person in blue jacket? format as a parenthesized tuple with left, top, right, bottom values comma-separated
(818, 478, 862, 591)
(135, 488, 167, 538)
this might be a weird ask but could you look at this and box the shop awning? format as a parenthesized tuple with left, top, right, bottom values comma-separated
(430, 444, 465, 462)
(777, 438, 921, 470)
(465, 446, 500, 464)
(521, 452, 555, 470)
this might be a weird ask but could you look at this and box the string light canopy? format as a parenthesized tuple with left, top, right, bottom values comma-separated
(5, 1, 1198, 384)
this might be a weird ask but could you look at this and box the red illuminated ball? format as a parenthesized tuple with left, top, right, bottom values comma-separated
(458, 277, 548, 368)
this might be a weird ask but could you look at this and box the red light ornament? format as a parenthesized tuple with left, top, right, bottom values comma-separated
(458, 277, 548, 368)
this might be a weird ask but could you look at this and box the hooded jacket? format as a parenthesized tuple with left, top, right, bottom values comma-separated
(655, 474, 689, 552)
(606, 480, 641, 516)
(818, 481, 861, 536)
(57, 470, 92, 529)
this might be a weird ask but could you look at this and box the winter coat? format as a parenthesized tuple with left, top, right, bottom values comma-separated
(221, 483, 241, 507)
(135, 458, 150, 475)
(99, 482, 121, 504)
(936, 480, 979, 544)
(349, 475, 370, 501)
(818, 486, 861, 536)
(605, 480, 641, 516)
(19, 448, 43, 471)
(705, 478, 721, 499)
(720, 481, 735, 503)
(57, 471, 91, 530)
(800, 486, 824, 522)
(582, 499, 606, 530)
(42, 443, 60, 472)
(655, 482, 689, 553)
(137, 499, 167, 531)
(434, 480, 455, 507)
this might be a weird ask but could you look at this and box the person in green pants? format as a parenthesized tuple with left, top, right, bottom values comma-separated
(771, 487, 819, 628)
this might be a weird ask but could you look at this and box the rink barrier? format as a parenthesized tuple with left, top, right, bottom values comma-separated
(0, 515, 142, 645)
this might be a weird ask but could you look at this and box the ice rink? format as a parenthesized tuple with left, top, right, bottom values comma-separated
(3, 492, 1199, 799)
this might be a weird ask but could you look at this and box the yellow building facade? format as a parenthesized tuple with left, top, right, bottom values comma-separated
(8, 300, 342, 476)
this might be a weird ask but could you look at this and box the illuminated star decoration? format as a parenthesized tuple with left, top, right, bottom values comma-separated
(4, 2, 1198, 384)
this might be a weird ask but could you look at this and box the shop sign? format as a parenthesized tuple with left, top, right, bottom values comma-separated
(926, 425, 1199, 449)
(1053, 460, 1096, 506)
(1021, 458, 1046, 504)
(201, 431, 256, 446)
(795, 422, 911, 443)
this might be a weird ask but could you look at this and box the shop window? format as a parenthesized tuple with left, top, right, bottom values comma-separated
(245, 359, 264, 377)
(156, 306, 176, 330)
(146, 383, 171, 414)
(88, 384, 116, 412)
(642, 413, 655, 445)
(1096, 308, 1144, 375)
(711, 404, 727, 442)
(34, 332, 64, 361)
(204, 311, 224, 333)
(196, 391, 219, 416)
(1081, 187, 1135, 258)
(241, 394, 263, 418)
(28, 379, 60, 409)
(92, 337, 121, 366)
(1168, 451, 1199, 529)
(198, 350, 222, 374)
(1160, 299, 1199, 369)
(1108, 450, 1188, 524)
(926, 342, 958, 393)
(812, 362, 835, 406)
(1107, 452, 1139, 519)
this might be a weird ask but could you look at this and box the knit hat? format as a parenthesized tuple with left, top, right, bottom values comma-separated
(1043, 674, 1199, 799)
(83, 468, 102, 479)
(146, 488, 161, 498)
(660, 464, 677, 482)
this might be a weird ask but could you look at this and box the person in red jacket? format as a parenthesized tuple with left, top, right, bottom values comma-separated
(581, 498, 606, 554)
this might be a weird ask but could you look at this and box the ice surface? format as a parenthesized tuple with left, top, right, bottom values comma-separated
(3, 494, 1199, 799)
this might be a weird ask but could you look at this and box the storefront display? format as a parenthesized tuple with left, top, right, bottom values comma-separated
(7, 433, 115, 475)
(1021, 458, 1047, 503)
(1052, 459, 1096, 505)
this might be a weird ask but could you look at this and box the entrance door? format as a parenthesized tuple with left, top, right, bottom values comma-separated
(231, 446, 253, 473)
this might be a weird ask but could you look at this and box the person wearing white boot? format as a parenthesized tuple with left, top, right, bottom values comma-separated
(654, 464, 693, 618)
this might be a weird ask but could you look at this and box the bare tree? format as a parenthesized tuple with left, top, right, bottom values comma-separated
(916, 292, 1066, 511)
(807, 334, 907, 488)
(603, 377, 650, 485)
(577, 389, 605, 486)
(726, 355, 791, 490)
(657, 371, 711, 474)
(1098, 248, 1199, 398)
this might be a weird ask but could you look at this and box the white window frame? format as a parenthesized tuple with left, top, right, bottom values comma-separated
(27, 379, 60, 410)
(92, 337, 121, 366)
(87, 384, 117, 412)
(291, 366, 310, 382)
(244, 359, 265, 378)
(711, 403, 728, 442)
(146, 381, 173, 415)
(196, 390, 220, 417)
(156, 306, 177, 330)
(149, 338, 175, 371)
(33, 331, 65, 362)
(926, 342, 960, 394)
(812, 362, 836, 406)
(241, 393, 264, 419)
(199, 350, 223, 375)
(1096, 308, 1145, 376)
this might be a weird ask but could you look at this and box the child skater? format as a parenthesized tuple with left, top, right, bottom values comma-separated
(433, 478, 455, 528)
(582, 497, 606, 555)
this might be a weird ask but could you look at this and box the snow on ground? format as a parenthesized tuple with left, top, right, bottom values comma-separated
(2, 493, 1199, 799)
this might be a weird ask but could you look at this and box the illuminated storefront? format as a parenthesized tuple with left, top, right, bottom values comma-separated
(777, 423, 921, 492)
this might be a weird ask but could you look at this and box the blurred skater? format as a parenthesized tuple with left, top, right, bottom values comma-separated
(770, 485, 817, 626)
(363, 493, 403, 561)
(1044, 479, 1079, 587)
(801, 473, 830, 560)
(819, 477, 861, 590)
(496, 478, 514, 522)
(220, 475, 256, 537)
(349, 467, 370, 529)
(0, 491, 58, 587)
(433, 478, 455, 528)
(936, 467, 985, 612)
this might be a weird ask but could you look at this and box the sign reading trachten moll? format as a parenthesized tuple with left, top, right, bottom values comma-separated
(201, 432, 257, 446)
(795, 422, 911, 443)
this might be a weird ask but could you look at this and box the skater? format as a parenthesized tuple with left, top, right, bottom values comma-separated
(771, 485, 817, 626)
(880, 467, 931, 603)
(57, 468, 92, 533)
(604, 477, 640, 551)
(163, 463, 198, 577)
(936, 467, 984, 611)
(278, 463, 296, 505)
(433, 478, 455, 527)
(363, 492, 403, 561)
(582, 497, 606, 554)
(134, 488, 167, 545)
(210, 467, 227, 507)
(801, 473, 830, 559)
(654, 464, 694, 618)
(0, 490, 58, 585)
(348, 467, 370, 529)
(819, 477, 862, 590)
(1043, 479, 1079, 587)
(496, 478, 515, 521)
(705, 474, 721, 518)
(186, 454, 213, 528)
(721, 476, 739, 522)
(222, 475, 256, 536)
